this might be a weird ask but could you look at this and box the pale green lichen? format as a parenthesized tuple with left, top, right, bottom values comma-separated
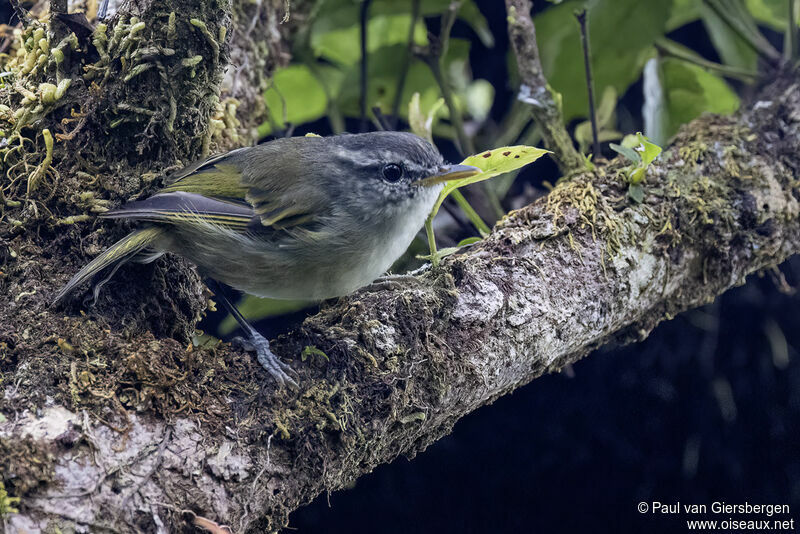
(0, 481, 20, 517)
(301, 345, 329, 362)
(189, 18, 220, 64)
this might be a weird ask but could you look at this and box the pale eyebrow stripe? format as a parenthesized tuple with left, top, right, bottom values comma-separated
(332, 146, 431, 175)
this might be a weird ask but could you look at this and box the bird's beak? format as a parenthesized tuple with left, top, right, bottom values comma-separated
(416, 164, 481, 187)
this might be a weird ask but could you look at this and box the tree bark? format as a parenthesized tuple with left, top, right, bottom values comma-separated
(1, 1, 799, 533)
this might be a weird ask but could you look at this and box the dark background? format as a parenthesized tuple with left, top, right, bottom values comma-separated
(2, 1, 797, 532)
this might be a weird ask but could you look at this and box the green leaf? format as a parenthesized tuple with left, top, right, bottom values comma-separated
(660, 58, 740, 137)
(628, 183, 645, 203)
(457, 236, 482, 247)
(464, 79, 495, 122)
(432, 146, 550, 216)
(311, 13, 427, 65)
(456, 1, 495, 47)
(535, 0, 672, 122)
(701, 2, 758, 71)
(629, 166, 646, 186)
(745, 0, 797, 29)
(636, 132, 662, 167)
(424, 146, 549, 265)
(261, 64, 332, 136)
(609, 143, 641, 164)
(667, 0, 703, 30)
(408, 93, 445, 144)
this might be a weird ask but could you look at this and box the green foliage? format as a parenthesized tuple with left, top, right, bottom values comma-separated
(534, 0, 672, 122)
(660, 58, 740, 138)
(251, 0, 771, 281)
(574, 86, 622, 154)
(261, 64, 334, 135)
(311, 13, 428, 65)
(702, 3, 758, 70)
(311, 0, 494, 47)
(408, 92, 445, 144)
(260, 0, 496, 135)
(745, 0, 798, 29)
(666, 0, 702, 30)
(423, 146, 550, 264)
(610, 133, 662, 203)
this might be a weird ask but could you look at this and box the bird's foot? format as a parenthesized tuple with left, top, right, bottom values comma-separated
(232, 332, 299, 389)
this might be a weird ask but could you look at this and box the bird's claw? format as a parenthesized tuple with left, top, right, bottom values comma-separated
(232, 333, 299, 389)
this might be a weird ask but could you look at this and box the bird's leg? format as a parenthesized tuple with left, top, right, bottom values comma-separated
(205, 279, 298, 389)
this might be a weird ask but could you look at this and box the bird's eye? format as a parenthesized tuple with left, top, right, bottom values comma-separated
(381, 163, 404, 183)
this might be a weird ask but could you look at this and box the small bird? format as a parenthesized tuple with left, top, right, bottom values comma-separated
(54, 131, 479, 386)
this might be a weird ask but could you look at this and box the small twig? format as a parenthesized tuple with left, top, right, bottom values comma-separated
(424, 214, 438, 264)
(450, 190, 490, 236)
(391, 0, 422, 129)
(281, 0, 291, 23)
(9, 0, 32, 25)
(786, 0, 799, 62)
(575, 10, 599, 158)
(359, 0, 373, 132)
(372, 106, 392, 131)
(120, 427, 173, 511)
(505, 0, 583, 172)
(655, 38, 759, 81)
(418, 1, 475, 156)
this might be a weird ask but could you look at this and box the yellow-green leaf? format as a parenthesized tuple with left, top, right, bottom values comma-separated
(408, 93, 445, 145)
(636, 132, 662, 167)
(431, 146, 550, 215)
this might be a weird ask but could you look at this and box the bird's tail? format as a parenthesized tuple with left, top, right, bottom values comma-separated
(53, 226, 165, 305)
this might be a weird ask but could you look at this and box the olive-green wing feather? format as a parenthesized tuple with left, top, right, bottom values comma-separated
(161, 145, 330, 231)
(53, 227, 165, 304)
(99, 192, 254, 232)
(160, 148, 250, 199)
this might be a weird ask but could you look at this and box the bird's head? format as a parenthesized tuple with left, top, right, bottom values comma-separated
(317, 131, 479, 221)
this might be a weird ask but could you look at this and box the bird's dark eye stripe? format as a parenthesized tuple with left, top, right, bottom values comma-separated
(382, 163, 404, 182)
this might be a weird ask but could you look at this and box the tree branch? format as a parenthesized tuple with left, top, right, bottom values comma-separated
(505, 0, 584, 172)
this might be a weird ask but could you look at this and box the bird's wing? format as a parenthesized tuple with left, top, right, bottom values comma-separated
(159, 146, 331, 233)
(161, 148, 251, 200)
(100, 191, 254, 232)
